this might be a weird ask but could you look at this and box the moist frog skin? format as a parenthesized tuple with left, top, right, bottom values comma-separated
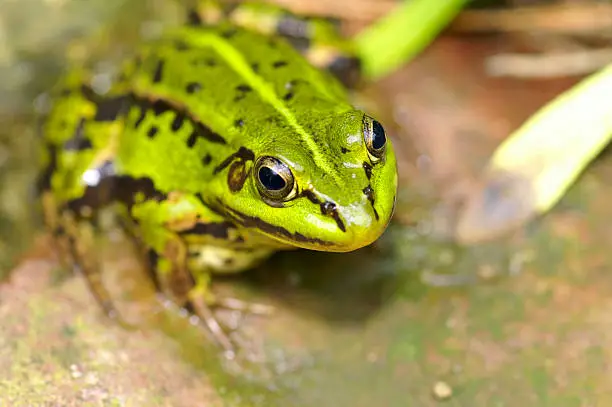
(38, 1, 398, 351)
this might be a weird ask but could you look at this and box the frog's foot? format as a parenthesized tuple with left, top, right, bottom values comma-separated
(186, 274, 273, 354)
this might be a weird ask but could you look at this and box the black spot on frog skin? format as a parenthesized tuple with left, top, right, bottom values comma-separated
(283, 92, 294, 101)
(341, 147, 349, 154)
(234, 118, 245, 128)
(147, 126, 159, 139)
(236, 84, 252, 93)
(186, 82, 202, 94)
(171, 114, 185, 132)
(273, 60, 288, 68)
(193, 58, 217, 67)
(234, 84, 252, 102)
(201, 154, 212, 166)
(186, 132, 198, 148)
(152, 60, 164, 83)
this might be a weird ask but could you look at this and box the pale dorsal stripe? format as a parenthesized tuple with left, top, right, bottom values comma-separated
(171, 27, 343, 185)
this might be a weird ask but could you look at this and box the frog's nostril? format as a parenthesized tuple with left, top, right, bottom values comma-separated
(362, 185, 374, 201)
(320, 201, 336, 215)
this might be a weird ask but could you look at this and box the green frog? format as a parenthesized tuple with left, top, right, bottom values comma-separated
(38, 1, 398, 352)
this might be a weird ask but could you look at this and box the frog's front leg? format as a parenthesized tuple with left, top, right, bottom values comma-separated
(41, 168, 126, 324)
(131, 192, 273, 352)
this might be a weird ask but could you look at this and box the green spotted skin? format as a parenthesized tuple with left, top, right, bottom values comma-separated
(39, 2, 398, 337)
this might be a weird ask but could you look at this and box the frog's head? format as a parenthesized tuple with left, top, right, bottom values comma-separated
(211, 110, 397, 252)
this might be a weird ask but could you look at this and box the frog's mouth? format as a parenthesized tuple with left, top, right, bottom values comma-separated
(213, 198, 336, 249)
(214, 198, 390, 253)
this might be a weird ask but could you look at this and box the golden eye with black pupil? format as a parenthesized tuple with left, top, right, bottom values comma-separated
(363, 115, 387, 160)
(254, 156, 296, 205)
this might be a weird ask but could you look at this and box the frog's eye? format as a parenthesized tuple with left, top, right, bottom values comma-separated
(254, 156, 296, 205)
(363, 115, 387, 160)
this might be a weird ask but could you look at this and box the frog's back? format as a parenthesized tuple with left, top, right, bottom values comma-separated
(114, 22, 355, 193)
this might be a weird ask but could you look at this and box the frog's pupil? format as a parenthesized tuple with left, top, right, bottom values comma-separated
(259, 167, 286, 190)
(372, 120, 386, 150)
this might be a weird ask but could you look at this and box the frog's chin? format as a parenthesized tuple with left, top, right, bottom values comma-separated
(267, 225, 389, 253)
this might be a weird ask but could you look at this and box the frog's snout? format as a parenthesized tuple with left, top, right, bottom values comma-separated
(302, 191, 392, 253)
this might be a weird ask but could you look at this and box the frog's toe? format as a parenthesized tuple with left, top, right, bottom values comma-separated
(102, 303, 141, 331)
(186, 278, 273, 354)
(188, 289, 235, 353)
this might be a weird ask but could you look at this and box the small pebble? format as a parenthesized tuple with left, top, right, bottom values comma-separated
(432, 381, 453, 401)
(69, 364, 83, 379)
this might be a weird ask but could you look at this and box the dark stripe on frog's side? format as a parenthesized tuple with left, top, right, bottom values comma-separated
(301, 190, 346, 232)
(212, 198, 333, 247)
(66, 160, 166, 218)
(79, 85, 129, 122)
(60, 87, 129, 152)
(129, 96, 227, 145)
(177, 221, 238, 241)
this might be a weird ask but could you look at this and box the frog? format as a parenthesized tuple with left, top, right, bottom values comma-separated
(37, 0, 398, 352)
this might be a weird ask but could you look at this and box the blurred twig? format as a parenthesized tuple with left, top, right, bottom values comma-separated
(232, 0, 394, 21)
(450, 2, 612, 35)
(354, 0, 468, 79)
(487, 48, 612, 78)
